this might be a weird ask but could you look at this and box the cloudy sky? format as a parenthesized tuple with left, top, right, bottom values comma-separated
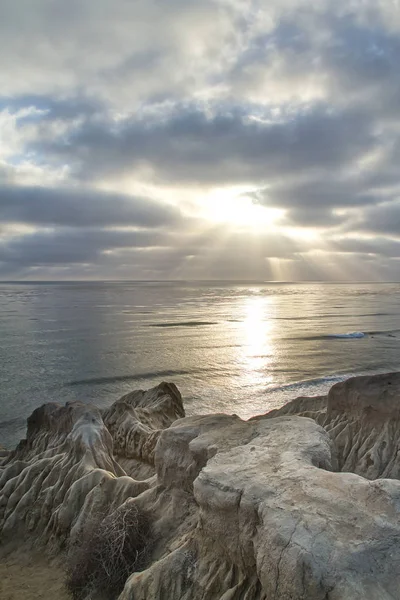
(1, 0, 400, 281)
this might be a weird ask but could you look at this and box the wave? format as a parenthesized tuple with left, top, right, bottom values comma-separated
(295, 332, 366, 341)
(367, 328, 400, 337)
(296, 329, 400, 341)
(265, 365, 400, 399)
(326, 329, 400, 339)
(274, 312, 393, 321)
(65, 366, 224, 387)
(65, 369, 195, 386)
(149, 321, 218, 328)
(0, 416, 26, 431)
(265, 374, 347, 395)
(327, 332, 365, 339)
(264, 373, 346, 402)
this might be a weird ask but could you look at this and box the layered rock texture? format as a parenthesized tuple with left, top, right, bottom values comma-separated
(2, 373, 400, 599)
(265, 371, 400, 480)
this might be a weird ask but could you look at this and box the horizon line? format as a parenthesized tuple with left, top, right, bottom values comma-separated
(0, 279, 399, 285)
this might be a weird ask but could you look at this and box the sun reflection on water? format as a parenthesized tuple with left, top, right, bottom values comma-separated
(240, 295, 275, 394)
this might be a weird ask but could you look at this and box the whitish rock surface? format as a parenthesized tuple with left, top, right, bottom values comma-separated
(2, 375, 400, 599)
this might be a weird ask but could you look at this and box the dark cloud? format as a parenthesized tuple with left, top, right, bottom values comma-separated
(0, 227, 170, 268)
(347, 201, 400, 237)
(30, 103, 376, 186)
(252, 173, 385, 227)
(330, 236, 400, 258)
(0, 184, 181, 228)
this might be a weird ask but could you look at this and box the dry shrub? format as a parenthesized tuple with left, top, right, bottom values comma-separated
(66, 502, 151, 600)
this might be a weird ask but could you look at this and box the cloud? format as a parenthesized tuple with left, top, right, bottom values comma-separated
(0, 227, 170, 268)
(0, 184, 182, 228)
(0, 0, 240, 104)
(347, 201, 400, 238)
(1, 0, 400, 279)
(29, 103, 376, 186)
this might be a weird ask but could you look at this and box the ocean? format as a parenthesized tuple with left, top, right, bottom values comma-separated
(1, 281, 400, 449)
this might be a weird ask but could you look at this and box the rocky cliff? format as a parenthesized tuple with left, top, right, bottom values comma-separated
(2, 374, 400, 599)
(264, 371, 400, 479)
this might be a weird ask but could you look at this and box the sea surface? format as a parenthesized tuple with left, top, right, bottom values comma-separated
(1, 281, 400, 448)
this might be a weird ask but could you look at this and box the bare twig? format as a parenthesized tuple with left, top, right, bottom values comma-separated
(66, 502, 151, 600)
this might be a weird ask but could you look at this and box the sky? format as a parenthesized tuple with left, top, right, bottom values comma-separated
(1, 0, 400, 281)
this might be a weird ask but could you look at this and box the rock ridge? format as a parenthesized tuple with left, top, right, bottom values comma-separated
(266, 371, 400, 480)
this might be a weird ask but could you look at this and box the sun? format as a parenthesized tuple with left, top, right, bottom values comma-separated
(203, 188, 284, 231)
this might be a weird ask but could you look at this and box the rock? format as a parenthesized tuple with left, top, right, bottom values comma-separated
(264, 372, 400, 480)
(0, 401, 137, 547)
(0, 444, 9, 461)
(121, 413, 400, 600)
(0, 382, 184, 548)
(322, 372, 400, 479)
(2, 375, 400, 599)
(102, 381, 185, 479)
(260, 393, 328, 419)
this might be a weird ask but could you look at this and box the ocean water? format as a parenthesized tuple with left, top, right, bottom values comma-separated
(1, 281, 400, 449)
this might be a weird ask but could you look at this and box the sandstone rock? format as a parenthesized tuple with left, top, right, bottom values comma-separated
(0, 382, 183, 549)
(120, 412, 400, 600)
(0, 444, 9, 461)
(264, 372, 400, 480)
(2, 375, 400, 599)
(0, 402, 132, 547)
(322, 372, 400, 479)
(102, 381, 185, 479)
(260, 393, 327, 419)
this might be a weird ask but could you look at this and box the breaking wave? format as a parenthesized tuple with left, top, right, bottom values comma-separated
(327, 332, 365, 339)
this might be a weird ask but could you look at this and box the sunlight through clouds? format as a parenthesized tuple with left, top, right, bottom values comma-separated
(1, 0, 400, 280)
(203, 188, 285, 231)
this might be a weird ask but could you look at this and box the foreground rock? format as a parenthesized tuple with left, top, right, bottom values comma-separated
(1, 375, 400, 599)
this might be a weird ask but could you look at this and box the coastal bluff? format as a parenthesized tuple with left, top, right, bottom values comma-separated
(2, 375, 400, 599)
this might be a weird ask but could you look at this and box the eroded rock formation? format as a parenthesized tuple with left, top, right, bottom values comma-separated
(265, 372, 400, 480)
(2, 374, 400, 599)
(102, 381, 185, 479)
